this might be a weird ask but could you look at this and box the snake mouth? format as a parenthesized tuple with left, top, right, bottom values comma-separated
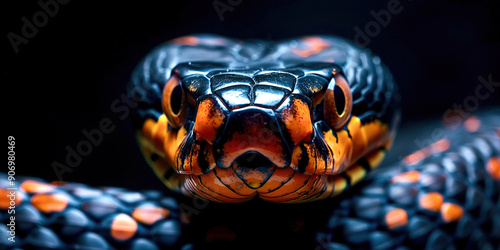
(231, 152, 277, 169)
(230, 152, 277, 189)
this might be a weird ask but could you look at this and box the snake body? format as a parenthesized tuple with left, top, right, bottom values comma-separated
(0, 35, 499, 249)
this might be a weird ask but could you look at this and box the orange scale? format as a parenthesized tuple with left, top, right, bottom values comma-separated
(280, 98, 313, 145)
(297, 175, 329, 202)
(332, 129, 354, 175)
(441, 203, 464, 222)
(31, 193, 69, 213)
(20, 179, 55, 194)
(262, 174, 323, 203)
(212, 167, 256, 197)
(110, 213, 138, 241)
(291, 36, 331, 57)
(258, 167, 296, 194)
(365, 149, 386, 170)
(391, 170, 421, 183)
(486, 156, 500, 181)
(169, 36, 200, 46)
(132, 205, 170, 225)
(464, 116, 480, 132)
(182, 177, 221, 202)
(0, 188, 24, 209)
(194, 97, 226, 144)
(345, 164, 366, 186)
(331, 175, 348, 196)
(385, 208, 408, 229)
(194, 169, 254, 202)
(419, 192, 444, 212)
(259, 169, 310, 200)
(347, 116, 368, 161)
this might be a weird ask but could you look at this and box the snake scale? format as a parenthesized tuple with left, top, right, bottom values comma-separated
(1, 35, 499, 249)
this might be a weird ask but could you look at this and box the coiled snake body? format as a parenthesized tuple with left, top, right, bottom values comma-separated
(1, 35, 498, 249)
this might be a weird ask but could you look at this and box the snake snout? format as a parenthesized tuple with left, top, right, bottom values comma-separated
(212, 106, 292, 169)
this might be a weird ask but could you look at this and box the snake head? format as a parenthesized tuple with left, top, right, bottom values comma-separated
(132, 35, 399, 202)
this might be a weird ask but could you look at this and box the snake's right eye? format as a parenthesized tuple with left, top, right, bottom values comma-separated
(162, 76, 187, 129)
(323, 74, 353, 130)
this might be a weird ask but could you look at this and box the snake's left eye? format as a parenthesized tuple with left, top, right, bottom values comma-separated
(162, 76, 188, 129)
(323, 75, 352, 130)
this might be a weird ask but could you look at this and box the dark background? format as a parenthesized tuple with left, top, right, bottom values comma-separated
(3, 0, 499, 189)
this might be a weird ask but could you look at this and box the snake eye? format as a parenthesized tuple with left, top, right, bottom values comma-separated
(323, 75, 352, 130)
(162, 76, 187, 129)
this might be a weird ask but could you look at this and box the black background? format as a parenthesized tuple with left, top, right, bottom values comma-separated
(3, 0, 499, 190)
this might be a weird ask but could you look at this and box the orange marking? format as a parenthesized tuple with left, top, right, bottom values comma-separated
(345, 165, 366, 185)
(403, 151, 425, 166)
(349, 117, 389, 171)
(139, 114, 188, 175)
(392, 170, 421, 183)
(292, 37, 331, 57)
(403, 139, 450, 165)
(281, 98, 313, 145)
(258, 167, 296, 194)
(154, 115, 169, 150)
(316, 177, 335, 200)
(194, 97, 226, 144)
(366, 149, 386, 169)
(320, 116, 389, 176)
(432, 139, 451, 153)
(323, 125, 353, 174)
(486, 156, 500, 181)
(182, 143, 216, 175)
(267, 174, 326, 203)
(0, 189, 23, 209)
(31, 193, 69, 213)
(196, 167, 255, 200)
(141, 119, 157, 140)
(464, 116, 481, 132)
(111, 213, 138, 241)
(441, 203, 464, 222)
(385, 208, 408, 229)
(291, 141, 331, 175)
(419, 192, 444, 212)
(20, 180, 55, 194)
(169, 36, 200, 46)
(132, 205, 170, 225)
(329, 175, 347, 197)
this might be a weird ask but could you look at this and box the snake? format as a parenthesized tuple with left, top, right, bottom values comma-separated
(1, 35, 499, 249)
